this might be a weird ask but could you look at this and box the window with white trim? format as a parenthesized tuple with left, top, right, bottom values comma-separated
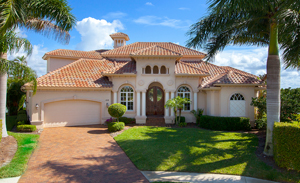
(177, 86, 191, 111)
(120, 86, 134, 111)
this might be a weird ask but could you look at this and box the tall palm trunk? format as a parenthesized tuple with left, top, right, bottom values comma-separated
(264, 22, 280, 156)
(0, 53, 8, 138)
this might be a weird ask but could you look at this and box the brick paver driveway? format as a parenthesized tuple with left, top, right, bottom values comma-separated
(19, 125, 149, 183)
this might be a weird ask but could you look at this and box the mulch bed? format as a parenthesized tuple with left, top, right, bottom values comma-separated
(0, 136, 17, 168)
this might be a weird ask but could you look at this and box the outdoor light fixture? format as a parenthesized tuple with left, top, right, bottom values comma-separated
(106, 103, 109, 108)
(35, 104, 39, 109)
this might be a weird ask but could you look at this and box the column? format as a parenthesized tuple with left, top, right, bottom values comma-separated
(142, 91, 146, 116)
(136, 91, 141, 116)
(194, 92, 197, 110)
(113, 91, 117, 103)
(165, 91, 169, 117)
(171, 92, 175, 117)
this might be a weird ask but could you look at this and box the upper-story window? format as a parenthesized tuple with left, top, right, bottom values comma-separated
(177, 86, 191, 111)
(153, 66, 159, 74)
(145, 66, 151, 74)
(143, 65, 169, 74)
(120, 86, 134, 111)
(161, 66, 166, 74)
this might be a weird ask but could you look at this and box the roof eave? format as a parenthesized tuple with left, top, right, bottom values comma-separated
(101, 73, 137, 77)
(213, 83, 265, 87)
(23, 86, 113, 91)
(175, 73, 210, 77)
(130, 55, 183, 58)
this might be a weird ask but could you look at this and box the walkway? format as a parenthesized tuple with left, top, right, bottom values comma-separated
(18, 125, 148, 183)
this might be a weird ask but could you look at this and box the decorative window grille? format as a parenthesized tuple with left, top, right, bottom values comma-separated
(177, 86, 191, 111)
(230, 93, 246, 117)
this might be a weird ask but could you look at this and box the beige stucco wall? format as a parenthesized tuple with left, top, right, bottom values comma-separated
(28, 89, 112, 127)
(47, 57, 78, 73)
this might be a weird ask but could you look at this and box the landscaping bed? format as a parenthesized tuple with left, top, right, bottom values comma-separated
(114, 126, 300, 183)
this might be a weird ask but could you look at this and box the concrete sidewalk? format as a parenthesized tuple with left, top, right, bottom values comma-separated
(141, 171, 279, 183)
(0, 177, 20, 183)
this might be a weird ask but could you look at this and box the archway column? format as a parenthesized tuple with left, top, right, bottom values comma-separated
(165, 91, 169, 117)
(136, 91, 140, 116)
(170, 91, 175, 117)
(142, 91, 146, 117)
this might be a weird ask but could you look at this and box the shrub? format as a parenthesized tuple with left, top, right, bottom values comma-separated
(0, 119, 2, 143)
(16, 114, 27, 124)
(17, 121, 25, 126)
(105, 117, 116, 124)
(291, 113, 300, 122)
(178, 122, 187, 127)
(108, 103, 127, 122)
(17, 125, 36, 132)
(119, 117, 135, 124)
(199, 115, 251, 131)
(191, 108, 204, 124)
(17, 110, 27, 115)
(255, 118, 267, 130)
(274, 122, 300, 171)
(176, 116, 185, 123)
(108, 122, 125, 132)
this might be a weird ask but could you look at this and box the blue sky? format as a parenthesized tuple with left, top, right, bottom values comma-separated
(9, 0, 300, 88)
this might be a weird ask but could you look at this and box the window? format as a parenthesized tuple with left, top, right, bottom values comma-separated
(177, 86, 191, 111)
(153, 66, 159, 74)
(120, 86, 134, 111)
(230, 93, 245, 117)
(161, 66, 166, 74)
(145, 66, 151, 74)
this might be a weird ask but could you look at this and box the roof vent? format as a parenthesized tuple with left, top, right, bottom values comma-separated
(110, 32, 130, 49)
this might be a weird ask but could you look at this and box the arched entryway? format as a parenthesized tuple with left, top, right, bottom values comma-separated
(146, 82, 164, 116)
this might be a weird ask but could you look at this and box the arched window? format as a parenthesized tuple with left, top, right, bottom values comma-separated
(145, 66, 151, 74)
(120, 86, 134, 111)
(230, 93, 245, 117)
(161, 66, 166, 74)
(153, 66, 159, 74)
(177, 86, 191, 111)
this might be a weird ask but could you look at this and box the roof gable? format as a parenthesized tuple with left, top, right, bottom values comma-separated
(43, 49, 103, 60)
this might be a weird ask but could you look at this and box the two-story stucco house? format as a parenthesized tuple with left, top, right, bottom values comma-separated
(24, 32, 264, 128)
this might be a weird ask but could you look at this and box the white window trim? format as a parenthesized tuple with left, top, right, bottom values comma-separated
(119, 86, 134, 111)
(177, 86, 191, 111)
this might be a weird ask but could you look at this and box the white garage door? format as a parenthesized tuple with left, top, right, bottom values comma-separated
(44, 100, 101, 127)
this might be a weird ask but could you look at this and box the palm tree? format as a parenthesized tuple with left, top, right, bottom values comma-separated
(0, 0, 76, 138)
(165, 96, 190, 124)
(186, 0, 300, 156)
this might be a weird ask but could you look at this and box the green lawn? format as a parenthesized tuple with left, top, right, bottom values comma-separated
(0, 132, 39, 178)
(115, 127, 300, 183)
(6, 115, 17, 131)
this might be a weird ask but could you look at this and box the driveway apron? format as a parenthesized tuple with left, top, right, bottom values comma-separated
(19, 125, 148, 183)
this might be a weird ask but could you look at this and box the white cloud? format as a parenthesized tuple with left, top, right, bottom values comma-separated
(145, 2, 153, 6)
(102, 11, 127, 19)
(213, 47, 300, 88)
(134, 16, 190, 29)
(76, 17, 124, 51)
(179, 7, 190, 10)
(8, 44, 48, 77)
(14, 27, 27, 38)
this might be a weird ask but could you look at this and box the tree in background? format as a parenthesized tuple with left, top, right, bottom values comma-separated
(0, 0, 76, 138)
(7, 56, 37, 115)
(186, 0, 300, 156)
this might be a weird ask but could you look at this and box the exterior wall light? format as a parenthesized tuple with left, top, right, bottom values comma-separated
(35, 104, 39, 109)
(106, 103, 109, 108)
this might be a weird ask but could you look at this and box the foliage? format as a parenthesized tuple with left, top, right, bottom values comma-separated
(17, 125, 36, 132)
(251, 90, 267, 119)
(0, 119, 2, 143)
(165, 96, 190, 124)
(176, 116, 185, 123)
(17, 121, 25, 126)
(291, 114, 300, 122)
(191, 108, 204, 124)
(6, 56, 37, 115)
(178, 122, 187, 127)
(274, 122, 300, 172)
(108, 122, 125, 132)
(255, 118, 267, 130)
(200, 115, 251, 131)
(251, 88, 300, 121)
(119, 117, 135, 125)
(105, 117, 116, 124)
(17, 110, 27, 115)
(108, 103, 127, 122)
(115, 127, 300, 182)
(6, 115, 17, 131)
(0, 132, 39, 178)
(16, 114, 27, 123)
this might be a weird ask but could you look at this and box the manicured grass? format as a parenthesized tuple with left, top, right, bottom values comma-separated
(0, 132, 39, 178)
(6, 115, 17, 131)
(115, 127, 300, 183)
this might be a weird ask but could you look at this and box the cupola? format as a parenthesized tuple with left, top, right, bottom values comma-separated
(110, 32, 130, 49)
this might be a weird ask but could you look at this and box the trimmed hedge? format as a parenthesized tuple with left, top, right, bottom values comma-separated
(176, 116, 185, 123)
(274, 122, 300, 171)
(119, 117, 135, 124)
(17, 125, 36, 132)
(17, 121, 25, 126)
(108, 103, 127, 121)
(255, 118, 267, 130)
(16, 114, 27, 123)
(17, 110, 27, 115)
(0, 119, 2, 143)
(199, 115, 251, 131)
(108, 122, 125, 132)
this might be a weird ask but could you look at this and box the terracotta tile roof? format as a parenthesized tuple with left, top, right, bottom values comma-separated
(175, 61, 209, 75)
(102, 61, 136, 74)
(33, 58, 113, 88)
(130, 45, 182, 56)
(110, 32, 130, 41)
(101, 42, 205, 57)
(181, 61, 262, 88)
(43, 49, 103, 59)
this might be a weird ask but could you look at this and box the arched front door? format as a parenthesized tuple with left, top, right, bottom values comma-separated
(146, 86, 164, 115)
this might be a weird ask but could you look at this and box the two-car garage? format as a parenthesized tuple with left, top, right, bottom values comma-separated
(44, 100, 102, 127)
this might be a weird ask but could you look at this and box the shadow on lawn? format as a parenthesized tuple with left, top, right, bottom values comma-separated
(115, 127, 283, 181)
